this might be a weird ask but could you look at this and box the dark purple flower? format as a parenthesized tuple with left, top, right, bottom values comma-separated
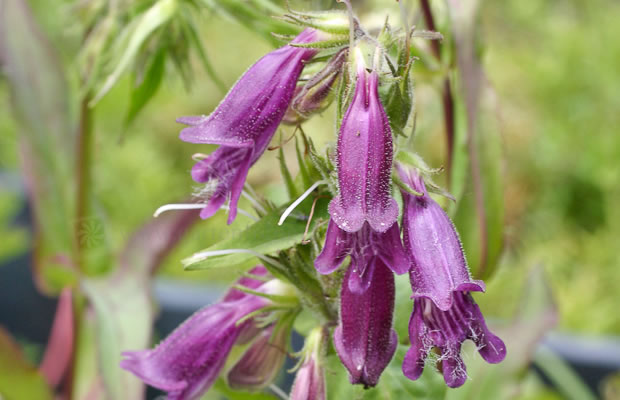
(334, 260, 397, 387)
(178, 29, 324, 224)
(312, 53, 405, 387)
(120, 267, 278, 400)
(402, 293, 507, 388)
(328, 60, 398, 234)
(397, 166, 506, 387)
(226, 324, 289, 390)
(397, 164, 485, 310)
(314, 57, 408, 292)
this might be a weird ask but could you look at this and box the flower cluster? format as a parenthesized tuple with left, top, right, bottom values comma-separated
(124, 9, 506, 399)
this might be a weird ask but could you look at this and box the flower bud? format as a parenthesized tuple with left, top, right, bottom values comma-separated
(290, 328, 326, 400)
(283, 49, 348, 124)
(226, 324, 289, 390)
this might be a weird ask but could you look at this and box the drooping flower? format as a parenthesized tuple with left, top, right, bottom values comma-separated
(178, 28, 324, 224)
(328, 52, 399, 234)
(334, 259, 397, 387)
(403, 293, 506, 388)
(312, 50, 406, 387)
(290, 328, 327, 400)
(120, 267, 287, 400)
(397, 165, 506, 388)
(314, 50, 408, 292)
(226, 323, 289, 390)
(397, 164, 485, 310)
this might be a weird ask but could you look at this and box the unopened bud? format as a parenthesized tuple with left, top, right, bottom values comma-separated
(284, 49, 348, 124)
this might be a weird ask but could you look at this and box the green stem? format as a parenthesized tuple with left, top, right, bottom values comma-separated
(75, 95, 93, 272)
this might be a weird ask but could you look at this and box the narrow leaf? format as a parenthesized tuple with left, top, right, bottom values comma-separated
(91, 0, 178, 105)
(183, 198, 329, 271)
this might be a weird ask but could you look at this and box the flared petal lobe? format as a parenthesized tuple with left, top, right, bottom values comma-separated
(178, 29, 322, 224)
(402, 293, 506, 388)
(334, 260, 397, 387)
(397, 165, 484, 311)
(314, 220, 408, 288)
(120, 270, 270, 400)
(329, 66, 398, 233)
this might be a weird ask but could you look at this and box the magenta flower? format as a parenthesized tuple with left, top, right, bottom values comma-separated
(403, 293, 506, 387)
(314, 59, 408, 293)
(178, 29, 323, 224)
(397, 164, 485, 310)
(397, 165, 506, 388)
(328, 61, 398, 234)
(120, 267, 276, 400)
(334, 259, 397, 387)
(312, 53, 406, 387)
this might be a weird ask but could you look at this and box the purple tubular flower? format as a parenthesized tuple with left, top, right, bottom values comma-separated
(334, 260, 397, 387)
(290, 358, 326, 400)
(178, 28, 323, 224)
(120, 267, 272, 400)
(397, 164, 485, 310)
(397, 166, 506, 387)
(329, 62, 399, 234)
(226, 324, 288, 390)
(403, 293, 507, 388)
(314, 61, 408, 291)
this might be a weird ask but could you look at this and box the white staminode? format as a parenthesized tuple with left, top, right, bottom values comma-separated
(278, 180, 325, 226)
(153, 203, 258, 221)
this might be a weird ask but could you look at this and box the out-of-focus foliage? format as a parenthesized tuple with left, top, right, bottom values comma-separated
(0, 0, 618, 330)
(0, 0, 619, 398)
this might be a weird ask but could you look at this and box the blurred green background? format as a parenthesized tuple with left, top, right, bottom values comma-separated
(1, 0, 619, 341)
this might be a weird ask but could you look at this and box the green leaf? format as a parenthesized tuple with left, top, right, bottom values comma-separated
(183, 198, 329, 271)
(201, 0, 298, 46)
(278, 144, 298, 200)
(0, 328, 53, 400)
(91, 0, 178, 105)
(124, 46, 167, 127)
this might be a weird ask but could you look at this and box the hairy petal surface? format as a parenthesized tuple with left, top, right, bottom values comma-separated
(329, 66, 398, 233)
(121, 268, 270, 400)
(334, 260, 397, 387)
(178, 29, 322, 223)
(398, 165, 484, 311)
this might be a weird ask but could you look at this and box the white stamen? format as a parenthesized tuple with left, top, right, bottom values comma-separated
(191, 153, 210, 162)
(154, 203, 205, 217)
(153, 203, 258, 221)
(278, 181, 325, 226)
